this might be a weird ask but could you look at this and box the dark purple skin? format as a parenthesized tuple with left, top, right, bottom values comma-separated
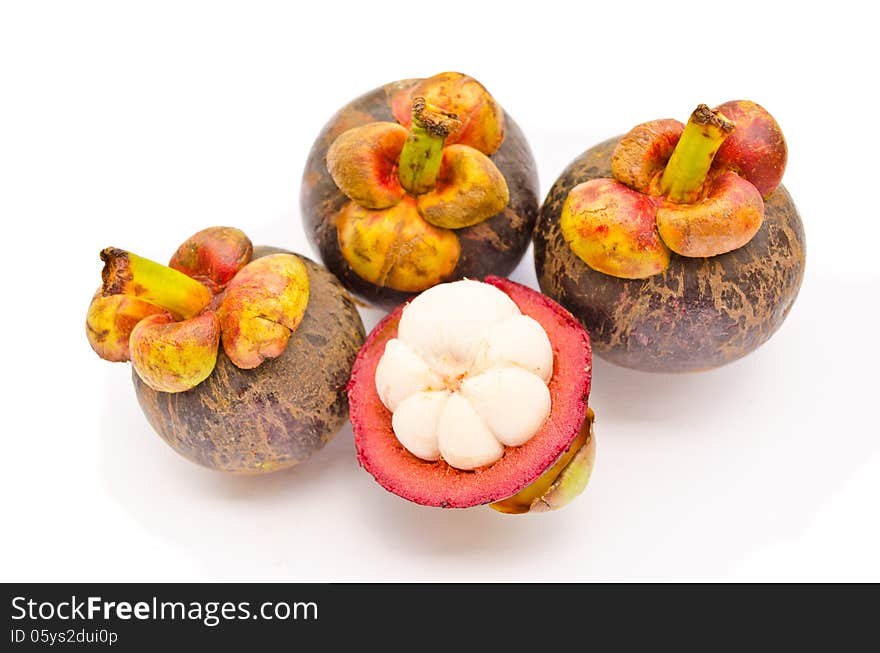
(133, 249, 365, 473)
(534, 137, 806, 373)
(300, 78, 540, 308)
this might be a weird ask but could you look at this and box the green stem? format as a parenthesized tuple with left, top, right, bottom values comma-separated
(100, 247, 212, 319)
(660, 104, 735, 203)
(397, 97, 461, 195)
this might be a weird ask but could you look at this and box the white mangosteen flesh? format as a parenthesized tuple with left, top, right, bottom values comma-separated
(374, 280, 553, 471)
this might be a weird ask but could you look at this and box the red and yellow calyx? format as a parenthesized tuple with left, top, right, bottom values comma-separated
(326, 72, 510, 292)
(561, 101, 786, 279)
(86, 227, 310, 392)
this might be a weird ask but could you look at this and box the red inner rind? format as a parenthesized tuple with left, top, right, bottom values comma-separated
(348, 276, 592, 508)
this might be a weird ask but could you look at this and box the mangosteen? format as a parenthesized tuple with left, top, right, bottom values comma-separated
(86, 227, 365, 473)
(347, 278, 595, 514)
(301, 72, 539, 307)
(534, 101, 805, 372)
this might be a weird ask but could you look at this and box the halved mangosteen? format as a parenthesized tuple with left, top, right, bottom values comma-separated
(348, 277, 595, 513)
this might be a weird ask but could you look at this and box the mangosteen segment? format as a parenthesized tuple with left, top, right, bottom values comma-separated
(461, 368, 551, 447)
(471, 314, 554, 383)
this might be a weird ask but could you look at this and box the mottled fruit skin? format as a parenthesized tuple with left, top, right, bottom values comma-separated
(535, 137, 806, 373)
(301, 78, 540, 307)
(133, 250, 366, 473)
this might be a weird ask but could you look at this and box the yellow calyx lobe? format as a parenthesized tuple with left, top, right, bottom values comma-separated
(611, 119, 684, 194)
(656, 171, 764, 257)
(327, 122, 408, 209)
(86, 292, 168, 362)
(561, 178, 671, 279)
(336, 196, 460, 292)
(129, 312, 220, 393)
(416, 145, 509, 229)
(218, 254, 311, 369)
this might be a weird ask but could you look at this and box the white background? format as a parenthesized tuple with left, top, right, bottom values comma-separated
(2, 1, 878, 582)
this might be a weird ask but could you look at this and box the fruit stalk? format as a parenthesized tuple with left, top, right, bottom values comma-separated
(100, 247, 212, 320)
(660, 104, 735, 203)
(397, 97, 461, 195)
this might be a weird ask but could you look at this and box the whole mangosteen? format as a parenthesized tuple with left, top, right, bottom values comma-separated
(87, 227, 365, 473)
